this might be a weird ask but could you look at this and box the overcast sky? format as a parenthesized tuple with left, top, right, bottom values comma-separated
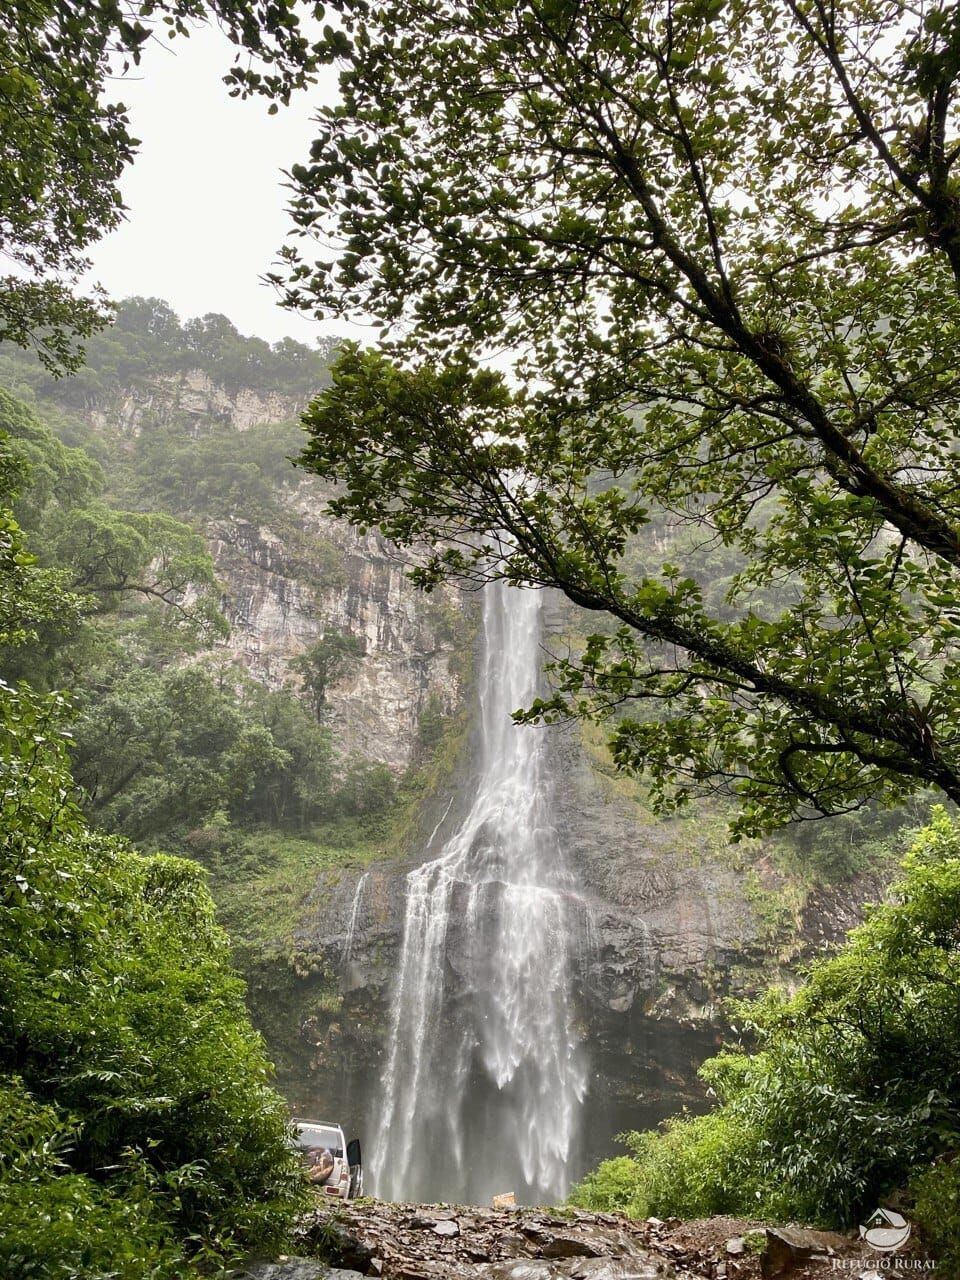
(85, 24, 350, 347)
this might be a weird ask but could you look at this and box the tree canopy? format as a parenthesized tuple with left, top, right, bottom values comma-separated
(282, 0, 960, 835)
(0, 388, 225, 642)
(1, 1, 330, 370)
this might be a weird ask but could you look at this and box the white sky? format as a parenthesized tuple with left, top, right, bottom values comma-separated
(85, 24, 352, 347)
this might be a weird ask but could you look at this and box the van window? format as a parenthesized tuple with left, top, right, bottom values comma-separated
(296, 1124, 342, 1154)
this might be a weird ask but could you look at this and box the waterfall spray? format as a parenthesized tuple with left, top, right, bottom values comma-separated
(372, 583, 588, 1205)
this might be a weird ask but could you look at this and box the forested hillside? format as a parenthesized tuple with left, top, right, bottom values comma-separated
(2, 303, 394, 836)
(0, 295, 472, 1076)
(0, 296, 933, 1148)
(6, 0, 960, 1273)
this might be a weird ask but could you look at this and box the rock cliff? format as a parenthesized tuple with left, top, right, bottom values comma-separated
(87, 368, 298, 437)
(65, 368, 470, 771)
(206, 494, 467, 769)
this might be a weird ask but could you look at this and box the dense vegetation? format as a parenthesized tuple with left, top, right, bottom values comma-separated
(0, 307, 400, 856)
(5, 0, 960, 1257)
(0, 434, 306, 1277)
(0, 296, 336, 407)
(570, 807, 960, 1264)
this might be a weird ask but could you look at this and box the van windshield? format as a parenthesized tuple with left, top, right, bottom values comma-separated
(297, 1124, 342, 1154)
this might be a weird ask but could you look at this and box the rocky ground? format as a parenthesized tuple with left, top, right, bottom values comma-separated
(232, 1200, 907, 1280)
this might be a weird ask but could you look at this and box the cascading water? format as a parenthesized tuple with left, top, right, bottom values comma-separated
(342, 871, 369, 971)
(372, 582, 589, 1205)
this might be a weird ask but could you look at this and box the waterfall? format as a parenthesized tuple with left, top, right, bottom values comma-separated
(342, 871, 369, 970)
(372, 582, 588, 1205)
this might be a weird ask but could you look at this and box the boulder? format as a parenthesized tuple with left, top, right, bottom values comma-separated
(761, 1226, 846, 1278)
(230, 1259, 366, 1280)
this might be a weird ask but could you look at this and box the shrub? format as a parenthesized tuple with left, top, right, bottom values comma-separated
(571, 807, 960, 1237)
(0, 680, 307, 1276)
(911, 1162, 960, 1277)
(569, 1155, 645, 1216)
(0, 1078, 185, 1279)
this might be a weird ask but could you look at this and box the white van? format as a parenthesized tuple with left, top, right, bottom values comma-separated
(294, 1119, 363, 1199)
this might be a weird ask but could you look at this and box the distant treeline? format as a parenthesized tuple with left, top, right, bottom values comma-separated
(0, 296, 336, 402)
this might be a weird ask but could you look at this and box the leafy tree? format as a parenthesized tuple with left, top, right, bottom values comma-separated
(237, 682, 335, 827)
(569, 807, 960, 1232)
(291, 628, 365, 715)
(0, 387, 226, 645)
(0, 418, 85, 651)
(48, 504, 224, 624)
(334, 755, 398, 816)
(0, 510, 78, 652)
(68, 655, 371, 839)
(0, 679, 306, 1276)
(284, 0, 960, 836)
(1, 3, 329, 370)
(71, 660, 287, 840)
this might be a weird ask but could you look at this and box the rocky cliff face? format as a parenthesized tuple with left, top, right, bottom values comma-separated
(88, 369, 297, 436)
(77, 369, 469, 771)
(207, 493, 466, 769)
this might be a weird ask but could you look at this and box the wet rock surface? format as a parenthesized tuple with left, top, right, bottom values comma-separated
(290, 1203, 903, 1280)
(297, 1201, 698, 1279)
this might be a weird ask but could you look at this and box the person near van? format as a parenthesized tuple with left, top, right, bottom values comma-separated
(306, 1146, 334, 1184)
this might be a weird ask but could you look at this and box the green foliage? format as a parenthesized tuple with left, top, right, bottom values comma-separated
(238, 683, 336, 829)
(0, 429, 83, 651)
(124, 416, 307, 520)
(567, 1155, 653, 1218)
(292, 629, 366, 714)
(0, 386, 225, 651)
(1, 5, 324, 369)
(416, 692, 449, 758)
(285, 0, 960, 834)
(570, 808, 960, 1232)
(66, 652, 402, 841)
(0, 297, 334, 404)
(911, 1161, 960, 1273)
(0, 1077, 189, 1279)
(0, 678, 307, 1275)
(335, 756, 398, 816)
(71, 659, 285, 839)
(0, 386, 101, 524)
(572, 1112, 763, 1221)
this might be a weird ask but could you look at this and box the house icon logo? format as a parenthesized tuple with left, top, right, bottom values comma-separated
(859, 1207, 912, 1252)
